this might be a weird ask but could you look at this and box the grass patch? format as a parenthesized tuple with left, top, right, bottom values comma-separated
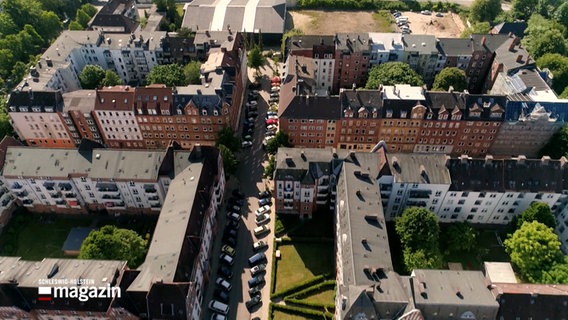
(275, 243, 334, 293)
(275, 209, 333, 238)
(176, 3, 185, 18)
(372, 10, 395, 32)
(302, 289, 335, 305)
(272, 310, 312, 320)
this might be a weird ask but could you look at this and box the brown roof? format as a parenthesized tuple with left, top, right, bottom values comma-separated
(94, 86, 136, 111)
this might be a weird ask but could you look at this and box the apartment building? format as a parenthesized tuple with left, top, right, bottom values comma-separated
(368, 32, 405, 66)
(0, 137, 21, 229)
(333, 33, 371, 92)
(89, 0, 139, 34)
(337, 89, 383, 151)
(0, 142, 194, 214)
(487, 34, 535, 91)
(491, 282, 568, 319)
(0, 146, 224, 320)
(402, 35, 442, 85)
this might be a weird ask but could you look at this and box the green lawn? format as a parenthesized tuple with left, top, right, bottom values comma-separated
(272, 310, 309, 320)
(275, 243, 334, 293)
(275, 210, 334, 238)
(303, 289, 336, 305)
(372, 10, 395, 32)
(176, 3, 185, 18)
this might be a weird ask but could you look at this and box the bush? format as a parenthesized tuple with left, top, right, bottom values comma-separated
(271, 274, 333, 299)
(270, 242, 278, 294)
(295, 0, 460, 12)
(284, 297, 335, 310)
(289, 280, 336, 299)
(271, 303, 334, 319)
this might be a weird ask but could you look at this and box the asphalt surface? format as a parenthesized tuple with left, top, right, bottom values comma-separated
(201, 73, 276, 320)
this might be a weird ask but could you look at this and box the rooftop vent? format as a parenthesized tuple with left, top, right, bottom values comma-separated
(541, 156, 551, 165)
(517, 155, 527, 164)
(485, 154, 493, 165)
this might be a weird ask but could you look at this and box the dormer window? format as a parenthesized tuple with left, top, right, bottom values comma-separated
(386, 109, 393, 118)
(451, 114, 461, 120)
(470, 111, 481, 117)
(439, 114, 448, 120)
(401, 110, 407, 118)
(202, 109, 208, 115)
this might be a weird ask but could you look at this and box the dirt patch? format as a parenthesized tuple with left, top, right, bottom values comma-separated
(289, 10, 393, 35)
(288, 10, 465, 38)
(400, 12, 465, 38)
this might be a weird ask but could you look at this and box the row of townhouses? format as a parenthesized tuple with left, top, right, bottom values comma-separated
(274, 147, 568, 319)
(8, 29, 247, 150)
(284, 26, 536, 95)
(0, 145, 224, 320)
(273, 147, 568, 251)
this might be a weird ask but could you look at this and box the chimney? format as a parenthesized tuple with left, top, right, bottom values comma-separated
(460, 154, 469, 164)
(332, 148, 338, 158)
(541, 156, 551, 165)
(193, 144, 202, 159)
(197, 89, 202, 95)
(516, 55, 523, 63)
(448, 86, 454, 93)
(485, 154, 493, 165)
(525, 55, 531, 65)
(28, 88, 33, 99)
(365, 285, 375, 299)
(300, 150, 306, 161)
(480, 36, 486, 46)
(517, 155, 526, 164)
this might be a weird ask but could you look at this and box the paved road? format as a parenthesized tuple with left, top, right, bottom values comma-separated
(201, 67, 276, 320)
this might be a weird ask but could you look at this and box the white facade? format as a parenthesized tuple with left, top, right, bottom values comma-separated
(9, 112, 73, 146)
(368, 33, 405, 66)
(313, 55, 335, 95)
(94, 110, 142, 141)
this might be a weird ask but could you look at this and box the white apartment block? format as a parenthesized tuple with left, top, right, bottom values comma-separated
(368, 32, 405, 66)
(313, 54, 335, 95)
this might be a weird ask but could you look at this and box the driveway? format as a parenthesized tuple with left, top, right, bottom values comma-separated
(201, 64, 276, 320)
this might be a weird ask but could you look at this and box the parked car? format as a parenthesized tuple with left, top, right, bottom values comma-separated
(255, 205, 271, 217)
(223, 235, 237, 247)
(213, 289, 229, 303)
(250, 263, 267, 276)
(216, 277, 232, 291)
(271, 86, 280, 92)
(225, 220, 239, 231)
(224, 228, 237, 239)
(211, 313, 227, 320)
(249, 82, 261, 89)
(393, 11, 401, 18)
(221, 244, 236, 256)
(256, 214, 270, 225)
(209, 300, 229, 315)
(243, 135, 252, 141)
(232, 189, 245, 199)
(217, 266, 233, 279)
(253, 240, 268, 251)
(227, 204, 241, 212)
(421, 10, 432, 15)
(258, 198, 272, 206)
(248, 285, 261, 296)
(219, 253, 234, 266)
(265, 119, 278, 126)
(268, 97, 279, 103)
(266, 115, 278, 120)
(247, 275, 265, 288)
(248, 252, 266, 266)
(245, 295, 262, 311)
(253, 225, 270, 237)
(227, 212, 240, 222)
(435, 12, 444, 17)
(248, 104, 258, 111)
(269, 92, 279, 98)
(242, 141, 253, 148)
(265, 131, 276, 138)
(267, 111, 277, 116)
(228, 197, 245, 206)
(258, 190, 272, 199)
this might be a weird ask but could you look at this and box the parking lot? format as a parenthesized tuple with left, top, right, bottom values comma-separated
(395, 11, 465, 37)
(201, 68, 280, 320)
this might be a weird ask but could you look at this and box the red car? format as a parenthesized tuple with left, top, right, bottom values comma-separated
(265, 119, 278, 126)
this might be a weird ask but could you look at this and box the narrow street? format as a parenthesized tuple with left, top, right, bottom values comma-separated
(201, 60, 278, 320)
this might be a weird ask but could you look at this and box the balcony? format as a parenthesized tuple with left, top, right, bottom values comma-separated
(151, 203, 161, 209)
(408, 190, 432, 199)
(16, 191, 28, 198)
(50, 192, 62, 199)
(317, 184, 329, 192)
(58, 183, 73, 192)
(148, 195, 159, 201)
(96, 183, 118, 193)
(102, 194, 122, 200)
(406, 200, 427, 207)
(284, 197, 293, 203)
(44, 182, 55, 191)
(64, 193, 77, 199)
(22, 199, 33, 206)
(144, 188, 157, 194)
(11, 183, 23, 190)
(105, 201, 125, 208)
(2, 198, 12, 206)
(283, 204, 294, 210)
(55, 199, 67, 207)
(331, 187, 337, 195)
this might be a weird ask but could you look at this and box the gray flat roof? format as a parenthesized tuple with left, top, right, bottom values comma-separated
(3, 147, 93, 178)
(127, 162, 203, 292)
(90, 149, 166, 181)
(62, 90, 97, 113)
(387, 153, 451, 184)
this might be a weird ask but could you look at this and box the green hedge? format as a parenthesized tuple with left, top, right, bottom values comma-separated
(270, 240, 278, 294)
(295, 0, 461, 13)
(279, 236, 334, 244)
(284, 297, 335, 310)
(271, 303, 334, 319)
(271, 273, 333, 299)
(289, 280, 336, 299)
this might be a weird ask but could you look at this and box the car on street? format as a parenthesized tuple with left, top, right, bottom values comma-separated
(219, 253, 234, 266)
(227, 212, 240, 222)
(245, 295, 262, 311)
(232, 189, 245, 199)
(250, 263, 267, 276)
(248, 111, 258, 118)
(217, 265, 233, 279)
(253, 240, 268, 251)
(271, 86, 280, 92)
(268, 97, 279, 103)
(242, 141, 253, 148)
(216, 277, 232, 291)
(266, 114, 278, 120)
(267, 111, 277, 116)
(211, 313, 227, 320)
(243, 135, 252, 141)
(228, 197, 245, 206)
(258, 198, 272, 206)
(209, 301, 229, 315)
(248, 285, 261, 296)
(258, 190, 271, 199)
(247, 275, 265, 288)
(225, 220, 239, 231)
(221, 244, 236, 256)
(265, 119, 278, 126)
(223, 228, 237, 239)
(256, 214, 270, 225)
(269, 92, 279, 98)
(255, 205, 271, 216)
(223, 235, 237, 247)
(253, 225, 270, 237)
(213, 289, 230, 303)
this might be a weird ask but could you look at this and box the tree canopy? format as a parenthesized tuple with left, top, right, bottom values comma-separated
(218, 144, 238, 176)
(248, 46, 266, 71)
(101, 70, 123, 87)
(523, 14, 568, 59)
(146, 64, 189, 87)
(538, 124, 568, 159)
(79, 225, 147, 268)
(432, 67, 467, 92)
(265, 131, 291, 155)
(514, 202, 556, 230)
(79, 65, 106, 89)
(396, 207, 440, 252)
(461, 22, 492, 38)
(504, 221, 564, 282)
(216, 127, 241, 153)
(184, 61, 202, 85)
(402, 248, 443, 272)
(537, 53, 568, 94)
(365, 62, 423, 89)
(263, 155, 276, 179)
(441, 222, 478, 254)
(470, 0, 502, 22)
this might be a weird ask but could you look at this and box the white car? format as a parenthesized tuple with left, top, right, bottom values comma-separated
(242, 141, 253, 148)
(253, 240, 268, 251)
(266, 124, 278, 131)
(256, 214, 270, 225)
(255, 205, 271, 217)
(271, 86, 280, 92)
(266, 115, 278, 120)
(216, 277, 232, 291)
(250, 263, 267, 276)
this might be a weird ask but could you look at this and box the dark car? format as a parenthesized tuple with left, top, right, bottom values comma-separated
(258, 190, 271, 199)
(245, 295, 262, 311)
(248, 285, 261, 296)
(248, 82, 261, 90)
(248, 275, 265, 288)
(214, 289, 230, 303)
(223, 235, 237, 247)
(226, 220, 239, 231)
(248, 111, 259, 118)
(232, 189, 245, 199)
(228, 198, 245, 206)
(217, 266, 233, 279)
(258, 198, 272, 206)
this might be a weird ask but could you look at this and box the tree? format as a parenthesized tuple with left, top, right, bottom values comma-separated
(523, 14, 567, 59)
(184, 61, 202, 85)
(441, 222, 478, 254)
(555, 2, 568, 26)
(470, 0, 502, 22)
(78, 225, 147, 268)
(541, 258, 568, 284)
(514, 202, 556, 229)
(512, 0, 541, 20)
(265, 131, 290, 155)
(101, 70, 123, 87)
(0, 101, 13, 140)
(461, 22, 492, 38)
(281, 28, 303, 54)
(146, 64, 188, 87)
(432, 67, 467, 92)
(69, 21, 83, 30)
(365, 62, 423, 89)
(560, 86, 568, 98)
(538, 124, 568, 159)
(79, 65, 105, 89)
(0, 13, 18, 36)
(537, 53, 568, 94)
(2, 0, 43, 30)
(403, 248, 443, 272)
(504, 221, 563, 282)
(37, 11, 62, 41)
(395, 207, 440, 252)
(80, 3, 98, 17)
(177, 27, 193, 38)
(248, 46, 266, 73)
(75, 8, 91, 28)
(263, 155, 276, 179)
(218, 144, 238, 176)
(216, 127, 241, 153)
